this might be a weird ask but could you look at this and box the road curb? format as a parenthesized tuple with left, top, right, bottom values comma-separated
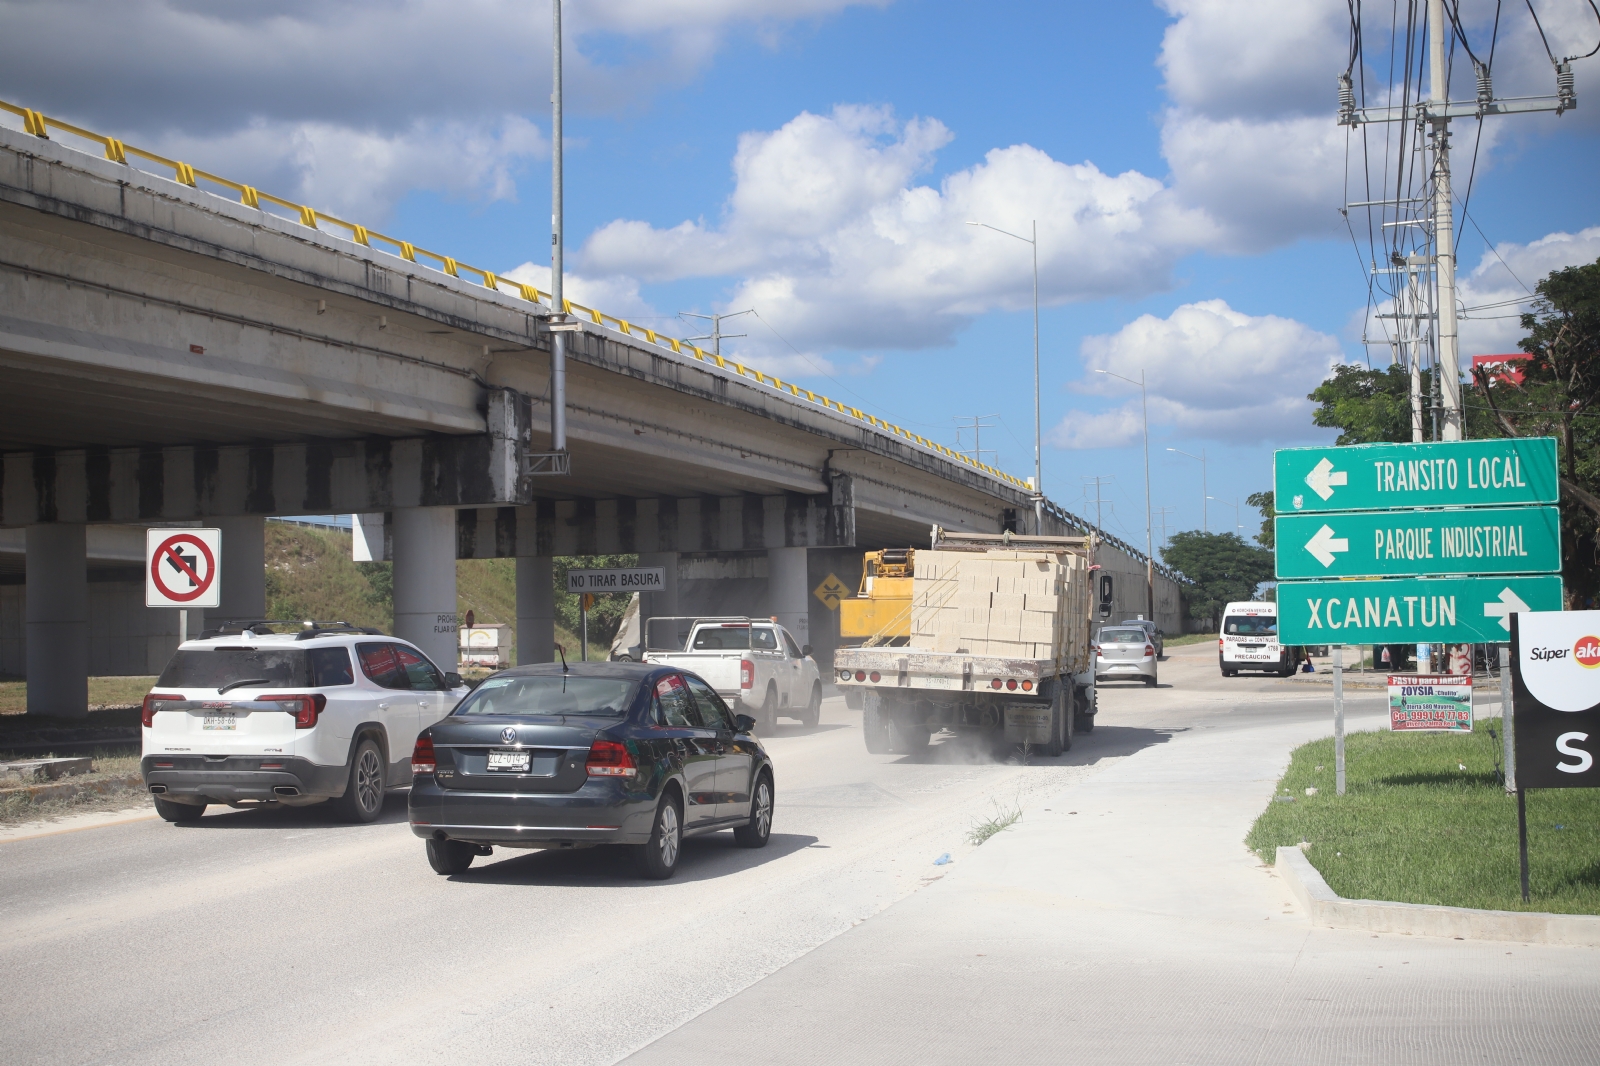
(1275, 845, 1600, 947)
(0, 773, 145, 806)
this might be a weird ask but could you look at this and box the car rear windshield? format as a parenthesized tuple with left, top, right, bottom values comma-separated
(157, 647, 355, 691)
(691, 626, 778, 651)
(452, 676, 639, 718)
(1099, 629, 1147, 644)
(1224, 616, 1278, 636)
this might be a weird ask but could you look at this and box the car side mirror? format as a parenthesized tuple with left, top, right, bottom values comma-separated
(734, 713, 757, 734)
(802, 645, 812, 658)
(444, 672, 463, 688)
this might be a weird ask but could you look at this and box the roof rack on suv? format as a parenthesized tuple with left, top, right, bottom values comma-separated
(198, 619, 300, 638)
(294, 621, 386, 640)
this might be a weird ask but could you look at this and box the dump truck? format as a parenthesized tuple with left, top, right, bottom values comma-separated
(833, 528, 1096, 756)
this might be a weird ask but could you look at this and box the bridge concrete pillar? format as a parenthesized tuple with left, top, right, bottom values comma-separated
(767, 547, 810, 649)
(207, 516, 266, 627)
(638, 552, 679, 648)
(26, 524, 89, 716)
(515, 556, 555, 665)
(391, 507, 458, 672)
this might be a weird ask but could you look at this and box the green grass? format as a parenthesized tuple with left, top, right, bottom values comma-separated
(0, 746, 146, 825)
(1247, 719, 1600, 914)
(967, 798, 1022, 845)
(0, 677, 156, 715)
(1164, 631, 1218, 648)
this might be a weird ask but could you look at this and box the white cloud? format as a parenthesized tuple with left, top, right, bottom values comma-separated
(1051, 300, 1343, 448)
(0, 0, 884, 219)
(501, 261, 659, 326)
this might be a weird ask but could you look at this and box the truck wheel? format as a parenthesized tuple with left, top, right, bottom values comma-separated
(1041, 690, 1064, 758)
(761, 685, 779, 732)
(801, 683, 821, 728)
(863, 696, 890, 754)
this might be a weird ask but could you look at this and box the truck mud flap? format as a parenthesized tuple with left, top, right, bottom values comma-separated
(1003, 704, 1052, 745)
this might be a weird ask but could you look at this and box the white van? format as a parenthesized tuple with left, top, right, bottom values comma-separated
(1218, 601, 1298, 677)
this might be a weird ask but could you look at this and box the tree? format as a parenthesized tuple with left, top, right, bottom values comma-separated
(552, 554, 640, 649)
(1244, 490, 1275, 549)
(1471, 257, 1600, 607)
(1160, 531, 1275, 626)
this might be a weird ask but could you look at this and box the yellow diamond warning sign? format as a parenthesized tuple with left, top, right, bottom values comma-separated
(813, 573, 850, 610)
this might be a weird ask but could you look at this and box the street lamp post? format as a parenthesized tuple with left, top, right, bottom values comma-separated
(967, 219, 1041, 532)
(1167, 447, 1208, 533)
(1095, 368, 1153, 621)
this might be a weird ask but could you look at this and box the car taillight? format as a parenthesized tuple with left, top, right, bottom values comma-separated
(260, 693, 327, 728)
(741, 660, 755, 689)
(411, 734, 436, 775)
(586, 738, 637, 778)
(1145, 644, 1155, 657)
(141, 693, 183, 728)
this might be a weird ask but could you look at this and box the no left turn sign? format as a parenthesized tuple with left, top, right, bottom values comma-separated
(147, 528, 222, 608)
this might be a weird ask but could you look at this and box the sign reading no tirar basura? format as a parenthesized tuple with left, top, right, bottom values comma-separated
(1274, 438, 1558, 514)
(1276, 574, 1564, 646)
(1274, 505, 1561, 580)
(566, 567, 666, 593)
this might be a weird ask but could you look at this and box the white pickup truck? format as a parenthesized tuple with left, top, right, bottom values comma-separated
(642, 616, 823, 730)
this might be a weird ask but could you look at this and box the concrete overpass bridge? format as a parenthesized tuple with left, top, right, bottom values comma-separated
(0, 101, 1186, 713)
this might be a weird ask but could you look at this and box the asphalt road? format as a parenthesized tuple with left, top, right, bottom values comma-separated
(5, 645, 1588, 1066)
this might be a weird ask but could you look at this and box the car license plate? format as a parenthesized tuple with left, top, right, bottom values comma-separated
(202, 714, 237, 731)
(487, 749, 530, 772)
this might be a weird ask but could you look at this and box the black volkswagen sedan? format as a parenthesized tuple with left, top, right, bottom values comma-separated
(408, 662, 775, 879)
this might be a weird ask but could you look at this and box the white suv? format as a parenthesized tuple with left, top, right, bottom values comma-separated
(140, 623, 469, 823)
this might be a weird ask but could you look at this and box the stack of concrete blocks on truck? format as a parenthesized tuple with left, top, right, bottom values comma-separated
(909, 550, 1090, 672)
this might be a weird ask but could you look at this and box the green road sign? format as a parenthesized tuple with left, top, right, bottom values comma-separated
(1274, 505, 1562, 580)
(1276, 574, 1564, 646)
(1274, 438, 1558, 514)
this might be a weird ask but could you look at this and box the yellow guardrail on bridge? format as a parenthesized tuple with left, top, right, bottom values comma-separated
(0, 98, 1031, 492)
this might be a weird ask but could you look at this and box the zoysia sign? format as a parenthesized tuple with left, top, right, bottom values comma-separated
(1276, 574, 1564, 646)
(1511, 610, 1600, 788)
(146, 528, 221, 608)
(1388, 674, 1473, 732)
(1274, 438, 1558, 514)
(566, 567, 666, 594)
(1274, 506, 1561, 580)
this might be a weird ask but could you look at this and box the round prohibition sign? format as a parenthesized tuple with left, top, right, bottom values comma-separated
(150, 532, 217, 603)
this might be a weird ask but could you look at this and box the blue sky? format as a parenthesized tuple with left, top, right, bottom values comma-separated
(3, 0, 1597, 555)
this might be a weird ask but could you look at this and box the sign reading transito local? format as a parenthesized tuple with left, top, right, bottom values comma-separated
(1274, 505, 1561, 580)
(1510, 610, 1600, 788)
(566, 567, 666, 594)
(146, 528, 221, 608)
(1274, 438, 1558, 514)
(1276, 574, 1564, 646)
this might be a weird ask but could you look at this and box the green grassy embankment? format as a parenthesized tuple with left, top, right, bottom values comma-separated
(1247, 721, 1600, 914)
(1163, 632, 1217, 648)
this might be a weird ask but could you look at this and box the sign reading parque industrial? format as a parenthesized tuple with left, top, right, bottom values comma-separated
(1274, 505, 1561, 580)
(146, 527, 221, 608)
(1274, 438, 1558, 514)
(1275, 574, 1564, 646)
(566, 567, 666, 594)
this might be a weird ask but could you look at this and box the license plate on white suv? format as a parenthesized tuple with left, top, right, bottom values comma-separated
(487, 749, 530, 772)
(202, 714, 237, 731)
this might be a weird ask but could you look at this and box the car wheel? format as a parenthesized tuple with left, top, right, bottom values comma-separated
(801, 682, 821, 728)
(863, 695, 890, 754)
(733, 772, 774, 848)
(333, 738, 385, 823)
(634, 792, 683, 880)
(153, 796, 206, 823)
(1144, 674, 1158, 688)
(1221, 666, 1237, 677)
(426, 837, 475, 875)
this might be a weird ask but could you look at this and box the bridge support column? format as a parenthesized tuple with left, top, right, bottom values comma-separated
(767, 547, 810, 648)
(638, 552, 679, 647)
(26, 524, 88, 716)
(516, 556, 555, 665)
(207, 516, 265, 628)
(392, 507, 458, 672)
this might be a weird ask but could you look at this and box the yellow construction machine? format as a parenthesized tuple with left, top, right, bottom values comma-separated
(838, 548, 913, 646)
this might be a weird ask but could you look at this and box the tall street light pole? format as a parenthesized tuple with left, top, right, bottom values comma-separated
(548, 0, 566, 453)
(1095, 368, 1153, 621)
(967, 220, 1041, 531)
(1167, 447, 1208, 533)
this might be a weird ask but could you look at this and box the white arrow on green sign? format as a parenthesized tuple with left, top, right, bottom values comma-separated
(1274, 438, 1558, 514)
(1276, 574, 1564, 645)
(1274, 505, 1562, 580)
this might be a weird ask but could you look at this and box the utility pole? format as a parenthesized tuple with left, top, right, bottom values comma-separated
(1094, 368, 1154, 620)
(1081, 475, 1113, 533)
(529, 0, 577, 477)
(1154, 506, 1176, 552)
(1427, 0, 1462, 441)
(967, 219, 1042, 532)
(682, 309, 752, 357)
(1168, 447, 1208, 533)
(954, 414, 999, 466)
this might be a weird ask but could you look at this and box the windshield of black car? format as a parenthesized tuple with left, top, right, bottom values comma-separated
(157, 647, 355, 690)
(1099, 629, 1147, 644)
(1224, 616, 1278, 636)
(452, 676, 638, 717)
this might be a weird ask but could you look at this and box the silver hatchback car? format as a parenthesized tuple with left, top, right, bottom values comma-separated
(1094, 625, 1158, 687)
